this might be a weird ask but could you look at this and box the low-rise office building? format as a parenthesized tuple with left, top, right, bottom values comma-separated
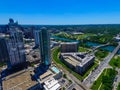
(33, 66, 62, 90)
(60, 52, 95, 75)
(43, 78, 61, 90)
(60, 42, 78, 53)
(72, 32, 84, 35)
(114, 34, 120, 41)
(38, 66, 62, 83)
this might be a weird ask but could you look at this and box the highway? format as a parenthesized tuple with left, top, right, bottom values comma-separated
(83, 42, 120, 88)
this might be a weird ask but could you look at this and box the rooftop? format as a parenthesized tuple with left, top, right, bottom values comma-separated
(43, 78, 61, 90)
(61, 42, 78, 45)
(39, 66, 61, 83)
(2, 70, 38, 90)
(39, 70, 54, 82)
(72, 32, 84, 35)
(63, 56, 80, 67)
(115, 34, 120, 40)
(51, 66, 60, 74)
(61, 52, 95, 67)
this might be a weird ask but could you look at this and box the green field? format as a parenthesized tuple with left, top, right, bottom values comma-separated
(117, 83, 120, 90)
(109, 56, 120, 68)
(52, 47, 98, 81)
(54, 32, 96, 40)
(78, 47, 90, 52)
(95, 49, 109, 61)
(54, 32, 113, 44)
(91, 68, 117, 90)
(73, 33, 96, 40)
(88, 34, 113, 44)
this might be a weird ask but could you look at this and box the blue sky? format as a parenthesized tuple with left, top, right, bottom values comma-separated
(0, 0, 120, 24)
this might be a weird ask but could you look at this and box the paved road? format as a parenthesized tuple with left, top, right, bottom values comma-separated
(0, 79, 2, 90)
(113, 68, 120, 90)
(58, 65, 87, 90)
(83, 43, 120, 88)
(51, 47, 89, 90)
(92, 43, 109, 51)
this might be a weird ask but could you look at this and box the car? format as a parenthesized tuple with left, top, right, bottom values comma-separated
(114, 77, 118, 82)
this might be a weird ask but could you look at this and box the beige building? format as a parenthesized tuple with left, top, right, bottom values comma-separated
(60, 52, 95, 75)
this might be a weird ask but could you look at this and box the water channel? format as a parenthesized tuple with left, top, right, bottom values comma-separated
(52, 36, 120, 54)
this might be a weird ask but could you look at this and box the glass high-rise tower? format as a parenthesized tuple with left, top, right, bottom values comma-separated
(39, 27, 51, 66)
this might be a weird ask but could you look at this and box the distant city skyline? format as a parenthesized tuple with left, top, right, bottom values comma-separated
(0, 0, 120, 24)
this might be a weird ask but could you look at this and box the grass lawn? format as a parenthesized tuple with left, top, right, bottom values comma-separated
(117, 83, 120, 90)
(52, 47, 98, 81)
(109, 56, 120, 68)
(83, 62, 98, 79)
(91, 69, 106, 90)
(95, 49, 109, 61)
(78, 47, 90, 52)
(54, 32, 96, 40)
(91, 68, 117, 90)
(73, 33, 96, 40)
(88, 34, 113, 44)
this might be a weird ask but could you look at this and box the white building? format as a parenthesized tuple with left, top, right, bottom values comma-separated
(43, 78, 61, 90)
(60, 52, 95, 75)
(114, 34, 120, 41)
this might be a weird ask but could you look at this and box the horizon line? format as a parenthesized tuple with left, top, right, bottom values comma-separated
(0, 23, 120, 26)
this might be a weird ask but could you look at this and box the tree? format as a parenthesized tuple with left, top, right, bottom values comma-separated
(63, 74, 67, 78)
(114, 61, 118, 67)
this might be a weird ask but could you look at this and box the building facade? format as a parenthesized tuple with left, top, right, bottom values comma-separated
(39, 27, 51, 66)
(43, 78, 61, 90)
(0, 35, 9, 63)
(34, 30, 40, 46)
(60, 53, 95, 75)
(7, 20, 26, 68)
(60, 42, 78, 53)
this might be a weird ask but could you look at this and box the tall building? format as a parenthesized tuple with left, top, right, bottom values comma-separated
(39, 27, 51, 66)
(7, 20, 26, 69)
(60, 42, 78, 53)
(0, 34, 9, 63)
(8, 18, 18, 26)
(34, 30, 40, 46)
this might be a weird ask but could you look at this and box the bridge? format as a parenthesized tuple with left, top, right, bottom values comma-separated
(92, 43, 109, 51)
(83, 42, 120, 88)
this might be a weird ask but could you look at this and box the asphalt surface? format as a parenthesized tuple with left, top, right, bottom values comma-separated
(51, 47, 89, 90)
(113, 68, 120, 90)
(83, 43, 120, 88)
